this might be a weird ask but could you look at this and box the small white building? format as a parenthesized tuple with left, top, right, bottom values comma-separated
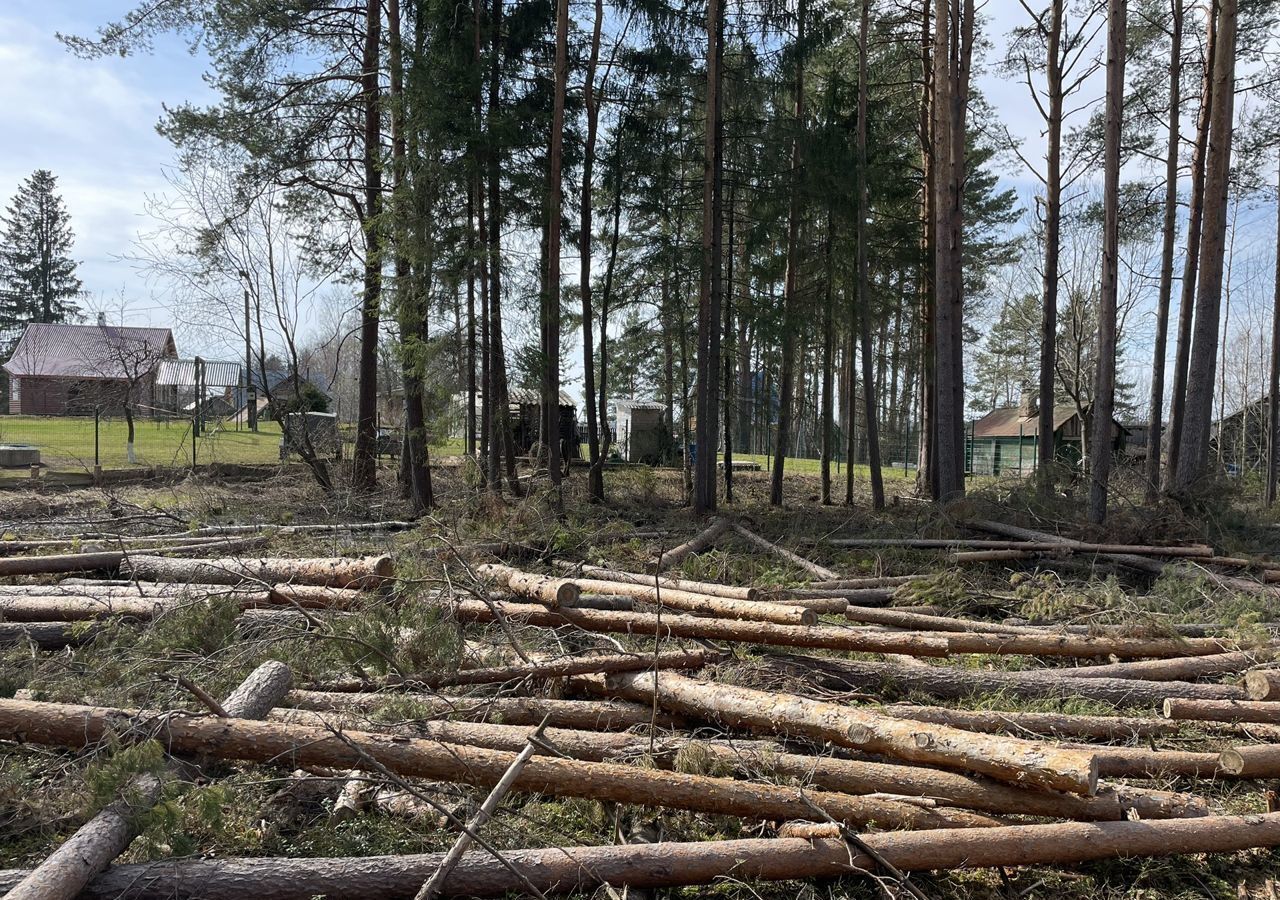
(614, 399, 666, 463)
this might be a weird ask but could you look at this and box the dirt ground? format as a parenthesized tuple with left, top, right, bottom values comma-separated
(2, 461, 1280, 898)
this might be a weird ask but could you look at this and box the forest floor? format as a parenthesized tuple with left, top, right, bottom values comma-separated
(2, 462, 1280, 898)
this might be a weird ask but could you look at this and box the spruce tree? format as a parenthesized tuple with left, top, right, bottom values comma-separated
(0, 169, 82, 337)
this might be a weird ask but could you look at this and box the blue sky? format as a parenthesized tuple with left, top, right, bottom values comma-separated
(0, 2, 212, 333)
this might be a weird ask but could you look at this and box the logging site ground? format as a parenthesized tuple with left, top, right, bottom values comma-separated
(3, 463, 1280, 899)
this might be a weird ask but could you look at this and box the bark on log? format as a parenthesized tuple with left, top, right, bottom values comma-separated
(844, 606, 1033, 635)
(1057, 649, 1266, 681)
(806, 576, 918, 590)
(952, 549, 1065, 563)
(967, 519, 1273, 596)
(548, 575, 815, 626)
(222, 661, 295, 719)
(449, 599, 951, 657)
(0, 774, 162, 900)
(267, 710, 1200, 821)
(475, 563, 579, 606)
(784, 588, 893, 603)
(886, 704, 1183, 741)
(604, 671, 1099, 795)
(555, 561, 758, 601)
(653, 518, 732, 570)
(10, 815, 1280, 899)
(0, 699, 991, 832)
(308, 650, 713, 692)
(760, 654, 1246, 705)
(0, 622, 94, 650)
(0, 662, 292, 900)
(1075, 745, 1222, 778)
(942, 630, 1235, 660)
(1162, 698, 1280, 724)
(0, 540, 270, 579)
(121, 555, 393, 589)
(828, 538, 1213, 556)
(730, 524, 839, 581)
(1246, 670, 1280, 700)
(283, 691, 684, 731)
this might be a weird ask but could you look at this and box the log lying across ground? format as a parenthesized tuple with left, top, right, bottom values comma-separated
(307, 649, 715, 691)
(806, 575, 919, 590)
(941, 630, 1237, 660)
(2, 661, 294, 900)
(730, 524, 839, 581)
(1219, 745, 1280, 777)
(0, 539, 267, 578)
(8, 814, 1280, 900)
(1056, 649, 1267, 681)
(0, 699, 992, 831)
(476, 563, 580, 606)
(450, 598, 951, 657)
(604, 671, 1100, 795)
(283, 691, 684, 731)
(269, 708, 1202, 822)
(653, 518, 732, 571)
(761, 654, 1247, 705)
(1246, 670, 1280, 700)
(844, 605, 1044, 635)
(828, 537, 1214, 557)
(0, 622, 95, 650)
(885, 704, 1184, 741)
(555, 561, 758, 602)
(0, 588, 373, 622)
(121, 555, 394, 589)
(1163, 698, 1280, 724)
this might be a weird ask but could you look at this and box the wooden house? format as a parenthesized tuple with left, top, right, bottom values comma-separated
(1, 320, 176, 416)
(967, 398, 1126, 476)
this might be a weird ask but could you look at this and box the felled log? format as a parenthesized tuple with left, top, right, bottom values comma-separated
(539, 574, 815, 626)
(284, 691, 684, 731)
(760, 653, 1245, 705)
(0, 540, 273, 579)
(0, 661, 292, 900)
(0, 621, 95, 650)
(0, 699, 991, 831)
(844, 606, 1030, 635)
(1072, 745, 1222, 778)
(450, 599, 951, 657)
(11, 814, 1280, 899)
(783, 587, 894, 603)
(967, 519, 1273, 596)
(121, 555, 393, 589)
(474, 563, 579, 606)
(1057, 649, 1266, 681)
(653, 518, 732, 571)
(556, 561, 757, 601)
(1246, 670, 1280, 701)
(1219, 746, 1280, 777)
(942, 630, 1235, 660)
(952, 549, 1067, 563)
(886, 704, 1183, 741)
(1162, 698, 1280, 724)
(828, 537, 1214, 556)
(730, 524, 839, 581)
(267, 709, 1198, 822)
(308, 650, 713, 692)
(806, 576, 919, 590)
(0, 775, 162, 900)
(604, 671, 1099, 795)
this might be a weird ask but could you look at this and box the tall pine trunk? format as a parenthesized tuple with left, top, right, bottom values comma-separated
(1173, 0, 1238, 492)
(1145, 0, 1182, 503)
(916, 0, 936, 498)
(694, 0, 725, 515)
(1165, 8, 1217, 489)
(544, 0, 568, 504)
(820, 216, 835, 505)
(580, 0, 604, 502)
(856, 0, 885, 510)
(353, 0, 383, 490)
(770, 0, 806, 507)
(1086, 0, 1126, 524)
(1268, 153, 1280, 506)
(1037, 0, 1064, 493)
(931, 0, 973, 501)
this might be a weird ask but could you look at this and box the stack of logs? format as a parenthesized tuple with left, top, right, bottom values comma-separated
(8, 518, 1280, 898)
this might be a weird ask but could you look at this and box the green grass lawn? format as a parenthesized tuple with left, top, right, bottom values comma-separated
(725, 451, 915, 479)
(0, 416, 284, 472)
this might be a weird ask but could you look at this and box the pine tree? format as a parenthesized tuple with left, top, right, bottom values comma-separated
(0, 169, 82, 338)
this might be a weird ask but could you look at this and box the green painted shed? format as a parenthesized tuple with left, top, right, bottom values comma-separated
(966, 401, 1126, 477)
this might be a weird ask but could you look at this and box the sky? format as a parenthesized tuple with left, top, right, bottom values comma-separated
(1, 1, 1275, 412)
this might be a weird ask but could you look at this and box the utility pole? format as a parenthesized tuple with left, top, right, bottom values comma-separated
(239, 272, 258, 432)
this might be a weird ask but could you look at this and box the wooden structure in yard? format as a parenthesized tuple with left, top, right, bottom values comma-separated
(1211, 394, 1270, 475)
(967, 396, 1126, 476)
(1, 320, 176, 416)
(613, 399, 667, 463)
